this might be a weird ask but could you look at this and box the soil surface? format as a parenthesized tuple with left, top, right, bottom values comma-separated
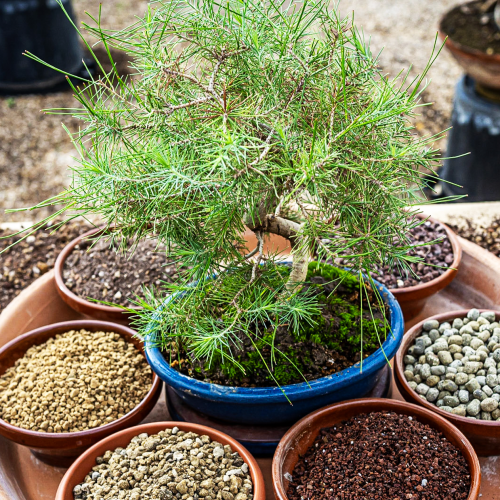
(322, 220, 454, 289)
(287, 411, 471, 500)
(0, 221, 92, 313)
(63, 235, 179, 307)
(442, 1, 500, 55)
(167, 267, 389, 387)
(452, 218, 500, 257)
(63, 237, 179, 307)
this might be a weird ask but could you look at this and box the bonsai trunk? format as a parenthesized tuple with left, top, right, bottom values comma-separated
(245, 212, 310, 292)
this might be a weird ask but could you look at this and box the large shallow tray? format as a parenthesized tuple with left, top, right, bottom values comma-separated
(1, 235, 500, 499)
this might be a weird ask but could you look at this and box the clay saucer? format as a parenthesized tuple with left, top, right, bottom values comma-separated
(0, 320, 162, 466)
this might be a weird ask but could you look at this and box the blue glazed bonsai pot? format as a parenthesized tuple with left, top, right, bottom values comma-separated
(145, 275, 404, 426)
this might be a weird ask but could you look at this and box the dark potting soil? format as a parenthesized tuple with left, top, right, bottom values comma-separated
(0, 221, 92, 313)
(166, 264, 389, 387)
(452, 218, 500, 257)
(441, 1, 500, 55)
(287, 411, 471, 500)
(324, 220, 453, 289)
(63, 237, 179, 307)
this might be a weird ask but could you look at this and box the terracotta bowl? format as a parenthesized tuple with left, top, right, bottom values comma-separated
(0, 320, 162, 466)
(388, 215, 462, 321)
(439, 5, 500, 90)
(55, 421, 266, 500)
(272, 398, 481, 500)
(54, 227, 141, 323)
(395, 310, 500, 456)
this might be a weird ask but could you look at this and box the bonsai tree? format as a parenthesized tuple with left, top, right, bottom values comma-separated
(21, 0, 446, 384)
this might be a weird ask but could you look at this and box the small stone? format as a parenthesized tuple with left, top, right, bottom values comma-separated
(426, 375, 440, 387)
(443, 395, 460, 408)
(430, 365, 446, 376)
(465, 379, 481, 393)
(484, 385, 494, 397)
(481, 311, 496, 322)
(404, 355, 416, 365)
(464, 362, 482, 374)
(476, 376, 486, 387)
(448, 335, 463, 346)
(420, 364, 431, 379)
(452, 318, 464, 329)
(458, 390, 470, 404)
(442, 380, 458, 392)
(451, 406, 467, 417)
(423, 320, 440, 332)
(429, 330, 440, 342)
(468, 309, 480, 321)
(416, 383, 430, 396)
(470, 338, 484, 350)
(404, 370, 415, 382)
(438, 351, 453, 365)
(426, 388, 439, 402)
(455, 372, 469, 385)
(467, 399, 481, 416)
(473, 389, 487, 401)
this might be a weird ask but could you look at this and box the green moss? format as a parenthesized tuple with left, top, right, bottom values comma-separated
(215, 262, 389, 386)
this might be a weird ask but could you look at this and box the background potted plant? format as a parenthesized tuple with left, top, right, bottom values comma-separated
(20, 0, 452, 424)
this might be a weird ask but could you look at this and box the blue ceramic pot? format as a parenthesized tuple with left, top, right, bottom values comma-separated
(145, 274, 404, 425)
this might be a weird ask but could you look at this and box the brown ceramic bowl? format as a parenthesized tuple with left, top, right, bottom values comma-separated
(0, 320, 162, 466)
(389, 215, 462, 321)
(439, 4, 500, 90)
(54, 227, 142, 323)
(55, 421, 266, 500)
(272, 398, 481, 500)
(395, 310, 500, 456)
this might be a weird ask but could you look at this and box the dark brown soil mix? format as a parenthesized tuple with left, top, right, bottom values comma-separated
(165, 266, 389, 387)
(0, 221, 92, 313)
(287, 411, 471, 500)
(323, 220, 453, 289)
(452, 218, 500, 257)
(63, 237, 179, 307)
(441, 1, 500, 55)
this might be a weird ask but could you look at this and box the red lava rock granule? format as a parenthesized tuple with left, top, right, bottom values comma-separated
(287, 411, 471, 500)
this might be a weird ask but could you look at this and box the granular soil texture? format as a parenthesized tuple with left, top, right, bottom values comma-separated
(168, 263, 389, 387)
(287, 411, 471, 500)
(63, 236, 179, 307)
(452, 218, 500, 258)
(441, 0, 500, 55)
(324, 220, 454, 289)
(0, 221, 92, 313)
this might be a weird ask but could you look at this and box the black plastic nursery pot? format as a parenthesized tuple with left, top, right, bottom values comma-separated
(440, 76, 500, 202)
(0, 0, 83, 92)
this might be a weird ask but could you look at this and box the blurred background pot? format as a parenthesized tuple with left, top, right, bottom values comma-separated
(0, 0, 83, 93)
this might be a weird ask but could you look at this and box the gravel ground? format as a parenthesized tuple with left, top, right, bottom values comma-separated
(0, 0, 463, 224)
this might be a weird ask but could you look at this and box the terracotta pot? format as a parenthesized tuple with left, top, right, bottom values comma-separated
(0, 320, 162, 466)
(395, 310, 500, 456)
(439, 5, 500, 90)
(388, 215, 462, 321)
(55, 421, 266, 500)
(54, 227, 141, 323)
(272, 398, 481, 500)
